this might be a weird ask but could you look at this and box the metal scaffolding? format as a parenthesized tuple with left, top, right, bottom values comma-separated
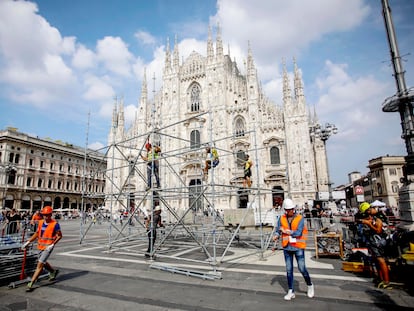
(77, 110, 280, 279)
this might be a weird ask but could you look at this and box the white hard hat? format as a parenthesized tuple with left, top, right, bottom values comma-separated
(282, 199, 295, 210)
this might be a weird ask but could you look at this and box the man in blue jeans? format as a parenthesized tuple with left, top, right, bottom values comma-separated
(273, 198, 314, 300)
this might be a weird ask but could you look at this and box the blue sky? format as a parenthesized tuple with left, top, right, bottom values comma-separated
(1, 0, 413, 187)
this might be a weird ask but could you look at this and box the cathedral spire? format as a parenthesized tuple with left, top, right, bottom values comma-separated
(215, 23, 223, 59)
(282, 59, 292, 103)
(113, 96, 124, 141)
(118, 97, 125, 131)
(141, 68, 148, 103)
(293, 57, 304, 101)
(173, 34, 179, 71)
(164, 37, 171, 74)
(312, 104, 319, 125)
(112, 96, 118, 129)
(247, 41, 255, 74)
(207, 26, 214, 63)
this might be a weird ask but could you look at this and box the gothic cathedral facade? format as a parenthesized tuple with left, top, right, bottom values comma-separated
(106, 27, 329, 214)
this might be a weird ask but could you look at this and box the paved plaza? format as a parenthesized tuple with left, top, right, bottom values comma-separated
(1, 220, 413, 311)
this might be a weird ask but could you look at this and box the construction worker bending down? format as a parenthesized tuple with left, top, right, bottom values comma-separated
(141, 143, 161, 190)
(203, 146, 219, 179)
(22, 206, 62, 292)
(242, 154, 253, 188)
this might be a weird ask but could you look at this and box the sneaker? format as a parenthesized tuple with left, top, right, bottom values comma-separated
(377, 281, 393, 290)
(284, 290, 295, 301)
(26, 281, 34, 292)
(49, 269, 59, 281)
(307, 284, 314, 298)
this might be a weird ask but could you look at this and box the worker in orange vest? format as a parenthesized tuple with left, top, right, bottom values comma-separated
(22, 206, 62, 291)
(273, 198, 314, 301)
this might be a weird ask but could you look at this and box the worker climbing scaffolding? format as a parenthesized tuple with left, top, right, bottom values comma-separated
(203, 146, 219, 181)
(141, 141, 161, 190)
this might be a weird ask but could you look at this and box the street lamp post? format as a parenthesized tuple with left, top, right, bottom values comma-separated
(312, 123, 338, 207)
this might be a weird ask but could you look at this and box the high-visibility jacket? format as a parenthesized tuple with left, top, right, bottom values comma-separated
(211, 148, 219, 160)
(245, 159, 252, 170)
(147, 149, 160, 162)
(280, 214, 308, 249)
(37, 220, 58, 250)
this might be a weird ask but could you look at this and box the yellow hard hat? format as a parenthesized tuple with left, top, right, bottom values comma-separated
(359, 202, 370, 213)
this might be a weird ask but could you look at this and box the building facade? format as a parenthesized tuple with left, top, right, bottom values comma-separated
(0, 128, 106, 212)
(106, 27, 329, 213)
(342, 156, 404, 209)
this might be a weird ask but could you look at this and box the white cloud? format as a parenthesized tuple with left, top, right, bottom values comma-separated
(134, 30, 157, 46)
(0, 0, 75, 68)
(124, 104, 138, 127)
(88, 141, 105, 151)
(83, 75, 115, 101)
(96, 36, 134, 77)
(72, 45, 96, 70)
(170, 20, 208, 39)
(313, 60, 394, 147)
(0, 0, 77, 106)
(215, 0, 370, 70)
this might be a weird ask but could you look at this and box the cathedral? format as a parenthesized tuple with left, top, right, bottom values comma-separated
(106, 26, 329, 215)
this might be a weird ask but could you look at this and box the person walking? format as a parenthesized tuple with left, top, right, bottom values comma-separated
(273, 198, 314, 300)
(21, 206, 62, 291)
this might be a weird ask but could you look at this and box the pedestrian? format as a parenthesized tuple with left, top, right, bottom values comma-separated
(303, 203, 312, 229)
(141, 142, 161, 190)
(242, 154, 253, 188)
(30, 209, 42, 232)
(21, 206, 62, 292)
(6, 208, 21, 234)
(311, 204, 324, 229)
(145, 205, 163, 258)
(358, 202, 392, 289)
(273, 198, 314, 300)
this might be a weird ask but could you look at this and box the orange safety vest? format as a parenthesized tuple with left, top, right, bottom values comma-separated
(37, 219, 58, 250)
(280, 214, 308, 249)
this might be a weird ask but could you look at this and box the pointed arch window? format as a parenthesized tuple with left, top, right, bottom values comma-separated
(234, 117, 245, 137)
(190, 84, 201, 112)
(270, 146, 280, 164)
(190, 130, 200, 149)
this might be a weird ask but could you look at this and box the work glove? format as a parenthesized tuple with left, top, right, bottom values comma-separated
(46, 244, 55, 252)
(21, 241, 30, 250)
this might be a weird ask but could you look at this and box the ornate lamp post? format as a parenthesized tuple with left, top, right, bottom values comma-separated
(312, 123, 338, 205)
